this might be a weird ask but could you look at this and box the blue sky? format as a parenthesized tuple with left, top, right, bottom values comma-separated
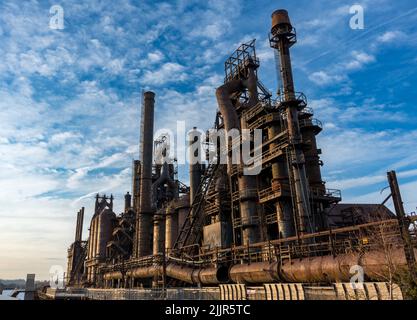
(0, 0, 416, 279)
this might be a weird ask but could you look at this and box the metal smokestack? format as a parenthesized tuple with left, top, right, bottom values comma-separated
(75, 207, 84, 242)
(270, 9, 312, 235)
(124, 192, 132, 213)
(136, 91, 155, 257)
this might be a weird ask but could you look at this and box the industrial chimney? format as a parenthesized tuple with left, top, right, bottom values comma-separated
(124, 192, 132, 213)
(135, 91, 155, 257)
(75, 207, 84, 242)
(270, 9, 313, 235)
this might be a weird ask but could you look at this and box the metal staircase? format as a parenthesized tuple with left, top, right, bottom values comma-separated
(172, 162, 219, 256)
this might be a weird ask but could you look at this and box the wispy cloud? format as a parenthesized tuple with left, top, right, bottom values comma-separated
(0, 0, 416, 279)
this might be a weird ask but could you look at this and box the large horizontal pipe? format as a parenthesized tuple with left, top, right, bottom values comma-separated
(230, 247, 417, 284)
(105, 264, 228, 285)
(126, 265, 162, 279)
(166, 264, 229, 285)
(103, 246, 417, 284)
(166, 264, 200, 284)
(229, 262, 280, 284)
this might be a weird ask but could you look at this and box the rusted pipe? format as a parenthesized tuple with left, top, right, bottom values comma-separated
(229, 262, 280, 284)
(271, 9, 312, 235)
(122, 263, 228, 285)
(215, 75, 261, 245)
(229, 247, 417, 284)
(165, 203, 177, 252)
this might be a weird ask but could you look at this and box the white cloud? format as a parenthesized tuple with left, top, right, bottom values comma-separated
(141, 62, 187, 86)
(49, 132, 82, 145)
(190, 20, 232, 40)
(344, 51, 375, 70)
(309, 71, 345, 86)
(147, 51, 164, 64)
(377, 31, 407, 43)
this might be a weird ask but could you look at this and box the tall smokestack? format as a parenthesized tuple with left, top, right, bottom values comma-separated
(75, 207, 84, 242)
(270, 9, 312, 235)
(124, 192, 132, 213)
(135, 91, 155, 257)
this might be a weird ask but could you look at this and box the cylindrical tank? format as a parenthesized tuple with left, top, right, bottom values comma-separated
(238, 177, 261, 244)
(301, 124, 324, 192)
(165, 203, 178, 252)
(96, 209, 115, 259)
(271, 9, 292, 32)
(153, 217, 165, 255)
(268, 124, 294, 239)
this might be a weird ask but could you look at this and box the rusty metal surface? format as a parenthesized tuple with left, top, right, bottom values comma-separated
(136, 91, 155, 258)
(271, 9, 292, 31)
(279, 248, 417, 283)
(229, 262, 280, 284)
(67, 9, 417, 292)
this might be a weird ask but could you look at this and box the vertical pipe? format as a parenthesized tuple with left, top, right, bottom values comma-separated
(88, 220, 93, 259)
(165, 204, 177, 252)
(153, 219, 160, 255)
(189, 127, 203, 209)
(75, 210, 80, 242)
(136, 91, 155, 257)
(76, 207, 84, 242)
(268, 125, 294, 238)
(215, 76, 261, 245)
(153, 216, 165, 255)
(90, 219, 96, 259)
(271, 10, 312, 235)
(88, 223, 93, 259)
(95, 216, 100, 258)
(165, 208, 173, 252)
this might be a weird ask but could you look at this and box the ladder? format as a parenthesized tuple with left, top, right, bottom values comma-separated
(173, 162, 219, 255)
